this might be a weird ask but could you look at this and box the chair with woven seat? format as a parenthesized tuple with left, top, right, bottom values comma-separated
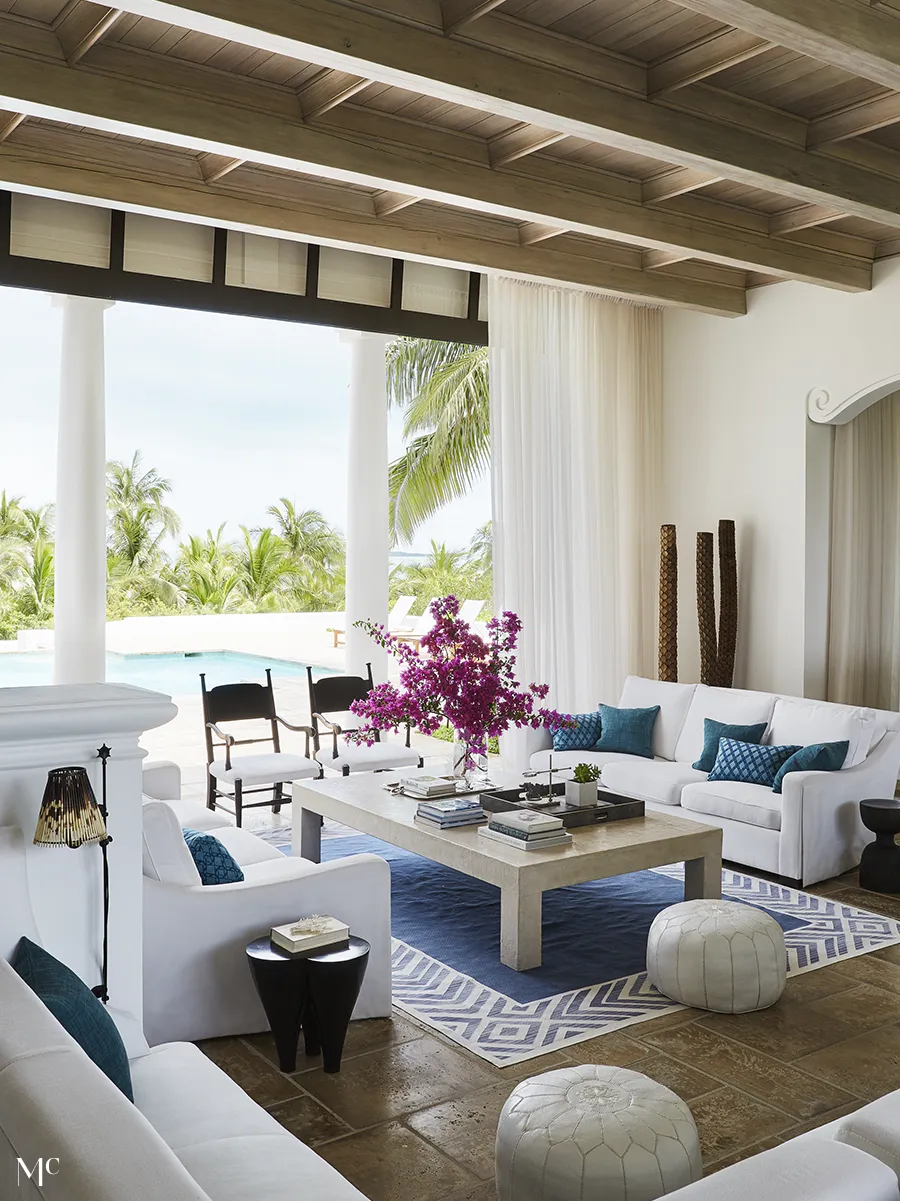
(202, 669, 322, 827)
(307, 663, 423, 776)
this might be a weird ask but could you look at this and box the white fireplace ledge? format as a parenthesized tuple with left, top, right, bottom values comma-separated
(0, 684, 177, 745)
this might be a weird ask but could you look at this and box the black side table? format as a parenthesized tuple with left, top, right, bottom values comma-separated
(859, 799, 900, 893)
(246, 935, 370, 1073)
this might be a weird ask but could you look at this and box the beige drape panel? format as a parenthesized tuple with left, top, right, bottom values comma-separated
(489, 277, 662, 716)
(828, 392, 900, 708)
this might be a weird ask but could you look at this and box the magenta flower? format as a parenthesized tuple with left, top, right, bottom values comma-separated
(348, 596, 571, 765)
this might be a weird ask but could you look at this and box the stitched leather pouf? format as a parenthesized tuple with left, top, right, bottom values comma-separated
(647, 899, 786, 1013)
(495, 1064, 702, 1201)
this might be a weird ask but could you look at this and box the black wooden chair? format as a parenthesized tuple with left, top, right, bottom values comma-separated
(202, 669, 322, 827)
(307, 663, 422, 776)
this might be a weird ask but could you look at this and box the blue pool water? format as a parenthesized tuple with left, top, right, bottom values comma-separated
(0, 650, 326, 694)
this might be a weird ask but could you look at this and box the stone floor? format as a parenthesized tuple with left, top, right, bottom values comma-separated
(198, 865, 900, 1201)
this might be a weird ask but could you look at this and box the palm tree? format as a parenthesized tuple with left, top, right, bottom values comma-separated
(267, 499, 344, 574)
(391, 540, 478, 611)
(107, 452, 180, 570)
(468, 520, 492, 573)
(175, 526, 241, 612)
(234, 527, 297, 609)
(20, 504, 54, 544)
(16, 537, 55, 617)
(386, 338, 489, 544)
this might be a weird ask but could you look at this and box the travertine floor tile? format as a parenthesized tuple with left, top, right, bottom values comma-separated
(630, 1052, 723, 1102)
(561, 1029, 651, 1067)
(697, 998, 857, 1061)
(690, 1086, 794, 1166)
(781, 965, 857, 1004)
(196, 1037, 302, 1107)
(833, 952, 900, 991)
(407, 1081, 517, 1180)
(316, 1122, 477, 1201)
(244, 1014, 424, 1072)
(796, 1022, 900, 1100)
(809, 981, 900, 1032)
(300, 1036, 496, 1129)
(267, 1093, 352, 1145)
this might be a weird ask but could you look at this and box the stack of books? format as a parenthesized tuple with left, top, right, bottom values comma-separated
(415, 796, 485, 829)
(271, 915, 350, 957)
(479, 808, 573, 851)
(399, 774, 461, 800)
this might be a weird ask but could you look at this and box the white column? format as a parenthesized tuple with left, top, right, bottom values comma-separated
(54, 296, 113, 685)
(342, 331, 390, 682)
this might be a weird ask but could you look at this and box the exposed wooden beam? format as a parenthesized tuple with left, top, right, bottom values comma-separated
(198, 152, 244, 182)
(54, 2, 123, 65)
(643, 249, 691, 269)
(0, 112, 26, 143)
(441, 0, 506, 35)
(518, 222, 567, 245)
(674, 0, 900, 92)
(769, 204, 844, 236)
(643, 167, 720, 203)
(807, 92, 900, 148)
(99, 0, 900, 230)
(649, 30, 771, 95)
(298, 68, 369, 121)
(488, 124, 567, 168)
(373, 190, 420, 217)
(0, 146, 747, 315)
(0, 28, 870, 289)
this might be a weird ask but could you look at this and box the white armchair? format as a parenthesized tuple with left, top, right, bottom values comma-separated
(141, 764, 391, 1047)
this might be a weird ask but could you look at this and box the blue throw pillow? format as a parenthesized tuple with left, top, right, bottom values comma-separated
(709, 738, 801, 788)
(693, 719, 769, 773)
(772, 740, 849, 793)
(11, 937, 133, 1101)
(594, 704, 659, 760)
(183, 828, 244, 885)
(552, 711, 603, 752)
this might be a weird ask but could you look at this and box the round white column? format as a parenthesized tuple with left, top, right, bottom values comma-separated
(53, 296, 113, 685)
(343, 331, 390, 682)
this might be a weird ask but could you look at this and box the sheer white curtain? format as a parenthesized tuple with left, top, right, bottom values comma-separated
(828, 392, 900, 709)
(489, 277, 662, 719)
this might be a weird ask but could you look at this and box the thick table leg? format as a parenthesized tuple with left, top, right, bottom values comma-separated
(299, 808, 323, 863)
(305, 951, 369, 1073)
(246, 956, 307, 1072)
(500, 884, 543, 970)
(684, 853, 722, 900)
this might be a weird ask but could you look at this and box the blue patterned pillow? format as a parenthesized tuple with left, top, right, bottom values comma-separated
(772, 740, 849, 793)
(182, 828, 244, 885)
(709, 738, 801, 788)
(12, 937, 133, 1100)
(552, 711, 603, 752)
(692, 719, 769, 773)
(594, 704, 660, 760)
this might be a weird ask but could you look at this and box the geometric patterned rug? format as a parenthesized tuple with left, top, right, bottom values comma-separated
(270, 830, 900, 1067)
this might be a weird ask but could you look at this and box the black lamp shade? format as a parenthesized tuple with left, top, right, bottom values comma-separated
(34, 767, 107, 849)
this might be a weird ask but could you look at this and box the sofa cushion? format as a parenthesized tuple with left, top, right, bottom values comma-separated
(674, 686, 776, 765)
(768, 698, 876, 768)
(551, 711, 603, 752)
(836, 1089, 900, 1179)
(211, 752, 320, 787)
(529, 749, 655, 773)
(595, 703, 659, 759)
(182, 830, 244, 886)
(601, 760, 709, 806)
(772, 741, 849, 793)
(153, 796, 229, 833)
(693, 718, 769, 773)
(619, 677, 696, 760)
(211, 826, 285, 868)
(11, 937, 134, 1101)
(681, 781, 783, 831)
(132, 1042, 368, 1200)
(708, 739, 801, 788)
(143, 800, 202, 886)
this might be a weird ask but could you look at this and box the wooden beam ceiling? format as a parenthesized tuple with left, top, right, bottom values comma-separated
(0, 25, 870, 289)
(298, 69, 369, 121)
(54, 1, 122, 65)
(807, 93, 900, 149)
(441, 0, 506, 35)
(649, 29, 771, 95)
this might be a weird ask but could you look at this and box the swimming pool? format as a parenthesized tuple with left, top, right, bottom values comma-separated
(0, 650, 329, 694)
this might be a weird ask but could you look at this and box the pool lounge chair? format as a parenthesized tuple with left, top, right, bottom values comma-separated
(330, 595, 415, 648)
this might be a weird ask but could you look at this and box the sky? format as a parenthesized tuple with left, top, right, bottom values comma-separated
(0, 287, 491, 555)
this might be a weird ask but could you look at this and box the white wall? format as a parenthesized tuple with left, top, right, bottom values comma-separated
(663, 258, 900, 698)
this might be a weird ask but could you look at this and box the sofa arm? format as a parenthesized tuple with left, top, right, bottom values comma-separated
(142, 760, 182, 801)
(498, 725, 553, 773)
(780, 731, 900, 885)
(142, 853, 392, 1045)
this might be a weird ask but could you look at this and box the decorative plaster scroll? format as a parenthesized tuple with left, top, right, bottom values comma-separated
(807, 375, 900, 425)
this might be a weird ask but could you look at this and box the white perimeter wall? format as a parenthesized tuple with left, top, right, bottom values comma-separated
(663, 258, 900, 698)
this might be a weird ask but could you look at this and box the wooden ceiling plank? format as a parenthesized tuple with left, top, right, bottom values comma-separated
(198, 151, 244, 181)
(0, 146, 747, 315)
(488, 123, 567, 167)
(807, 92, 900, 149)
(441, 0, 506, 35)
(298, 67, 370, 121)
(643, 248, 691, 268)
(0, 112, 26, 143)
(54, 2, 123, 65)
(518, 221, 567, 245)
(642, 166, 720, 202)
(373, 189, 420, 216)
(769, 203, 844, 235)
(649, 29, 771, 95)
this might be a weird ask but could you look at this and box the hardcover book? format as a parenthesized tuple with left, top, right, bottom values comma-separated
(271, 915, 349, 956)
(490, 809, 564, 834)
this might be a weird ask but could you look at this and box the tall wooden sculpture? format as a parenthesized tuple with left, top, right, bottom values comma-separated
(696, 532, 717, 686)
(658, 524, 678, 682)
(716, 519, 738, 688)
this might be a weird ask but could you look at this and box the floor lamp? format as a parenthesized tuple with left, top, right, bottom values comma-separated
(33, 745, 113, 1004)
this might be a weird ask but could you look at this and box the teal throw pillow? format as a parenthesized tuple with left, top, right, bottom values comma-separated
(709, 738, 801, 788)
(693, 719, 769, 773)
(11, 937, 133, 1101)
(182, 828, 244, 885)
(772, 740, 849, 793)
(594, 704, 660, 760)
(552, 711, 603, 752)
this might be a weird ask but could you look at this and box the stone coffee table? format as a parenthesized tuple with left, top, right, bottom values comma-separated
(293, 769, 722, 971)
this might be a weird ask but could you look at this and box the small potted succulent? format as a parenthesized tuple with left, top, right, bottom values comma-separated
(565, 762, 601, 808)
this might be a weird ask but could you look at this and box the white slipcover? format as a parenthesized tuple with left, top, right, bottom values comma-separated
(767, 697, 876, 767)
(680, 781, 783, 831)
(210, 752, 320, 787)
(314, 737, 421, 774)
(836, 1090, 900, 1178)
(602, 759, 709, 806)
(673, 685, 776, 765)
(142, 800, 202, 886)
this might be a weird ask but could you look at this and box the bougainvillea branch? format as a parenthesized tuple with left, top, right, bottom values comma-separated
(348, 595, 571, 764)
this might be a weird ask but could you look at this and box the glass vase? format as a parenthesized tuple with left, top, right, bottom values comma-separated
(451, 734, 490, 788)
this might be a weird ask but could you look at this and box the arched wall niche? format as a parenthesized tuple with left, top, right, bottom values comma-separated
(807, 374, 900, 425)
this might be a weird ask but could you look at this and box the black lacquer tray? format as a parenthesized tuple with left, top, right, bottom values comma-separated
(480, 783, 645, 828)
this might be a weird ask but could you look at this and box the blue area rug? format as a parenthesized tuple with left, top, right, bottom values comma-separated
(280, 833, 900, 1065)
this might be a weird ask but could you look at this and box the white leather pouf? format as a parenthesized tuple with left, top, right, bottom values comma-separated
(495, 1064, 702, 1201)
(647, 899, 786, 1013)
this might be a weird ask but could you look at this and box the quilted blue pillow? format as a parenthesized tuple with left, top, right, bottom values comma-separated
(552, 711, 603, 752)
(594, 704, 660, 760)
(182, 828, 244, 885)
(772, 740, 849, 793)
(693, 719, 769, 773)
(709, 738, 801, 788)
(12, 937, 133, 1101)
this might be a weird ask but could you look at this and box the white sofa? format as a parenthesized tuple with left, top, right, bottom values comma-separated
(141, 762, 392, 1046)
(0, 825, 366, 1201)
(527, 677, 900, 885)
